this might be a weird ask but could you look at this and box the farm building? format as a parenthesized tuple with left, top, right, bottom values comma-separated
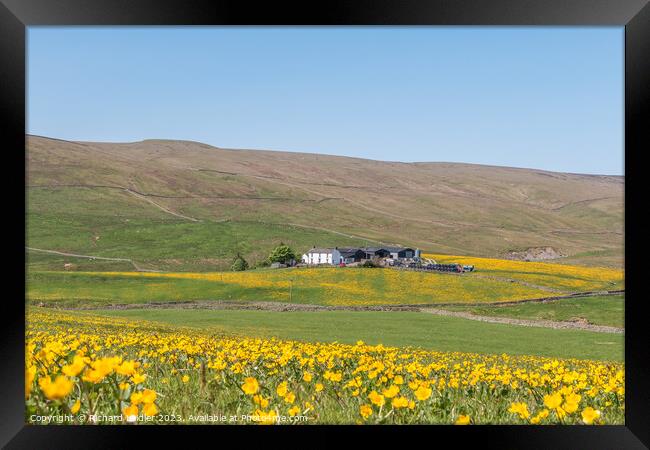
(338, 248, 366, 263)
(384, 246, 416, 259)
(302, 247, 341, 265)
(302, 246, 418, 265)
(361, 247, 391, 259)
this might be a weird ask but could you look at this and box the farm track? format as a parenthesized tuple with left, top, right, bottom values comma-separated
(42, 290, 624, 334)
(26, 247, 160, 272)
(123, 189, 201, 222)
(418, 309, 624, 334)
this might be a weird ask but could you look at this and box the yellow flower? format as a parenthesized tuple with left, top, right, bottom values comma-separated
(360, 404, 373, 419)
(122, 404, 139, 419)
(562, 392, 581, 414)
(455, 415, 471, 425)
(382, 385, 400, 399)
(414, 385, 432, 401)
(303, 372, 312, 382)
(81, 368, 107, 384)
(253, 394, 269, 408)
(284, 392, 296, 404)
(141, 389, 157, 404)
(315, 383, 324, 392)
(181, 375, 190, 383)
(581, 407, 601, 425)
(115, 360, 137, 376)
(130, 392, 143, 405)
(81, 357, 119, 384)
(508, 402, 530, 420)
(324, 371, 342, 382)
(276, 381, 288, 398)
(62, 355, 86, 377)
(70, 399, 81, 414)
(543, 392, 563, 410)
(563, 401, 579, 414)
(288, 405, 301, 416)
(391, 397, 409, 408)
(368, 390, 385, 407)
(38, 375, 73, 400)
(254, 408, 278, 425)
(241, 377, 259, 395)
(142, 402, 159, 417)
(130, 373, 147, 384)
(530, 409, 549, 424)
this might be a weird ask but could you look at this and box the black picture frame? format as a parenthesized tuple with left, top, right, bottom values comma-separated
(2, 0, 648, 448)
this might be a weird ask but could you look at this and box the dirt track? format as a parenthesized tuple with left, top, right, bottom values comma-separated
(418, 308, 623, 334)
(26, 247, 160, 272)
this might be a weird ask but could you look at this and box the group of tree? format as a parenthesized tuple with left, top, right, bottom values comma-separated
(231, 243, 296, 271)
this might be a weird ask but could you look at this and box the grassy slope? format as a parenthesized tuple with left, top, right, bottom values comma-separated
(88, 308, 623, 361)
(26, 268, 554, 306)
(27, 189, 374, 272)
(445, 295, 624, 328)
(424, 253, 624, 292)
(27, 135, 624, 270)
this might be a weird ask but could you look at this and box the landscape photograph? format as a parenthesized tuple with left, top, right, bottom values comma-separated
(25, 27, 624, 425)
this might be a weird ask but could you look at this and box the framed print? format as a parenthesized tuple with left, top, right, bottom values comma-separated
(1, 0, 648, 447)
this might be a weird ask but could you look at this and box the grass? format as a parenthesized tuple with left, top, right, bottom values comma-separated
(444, 295, 624, 328)
(27, 188, 376, 272)
(87, 308, 623, 361)
(423, 253, 624, 292)
(26, 268, 555, 307)
(27, 135, 624, 269)
(26, 308, 625, 425)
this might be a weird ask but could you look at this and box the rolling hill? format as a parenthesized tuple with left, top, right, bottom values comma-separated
(26, 135, 624, 271)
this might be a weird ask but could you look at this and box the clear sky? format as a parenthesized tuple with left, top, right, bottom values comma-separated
(28, 27, 623, 175)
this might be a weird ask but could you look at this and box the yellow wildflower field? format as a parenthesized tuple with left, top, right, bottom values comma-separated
(423, 254, 624, 292)
(26, 309, 624, 425)
(67, 268, 553, 305)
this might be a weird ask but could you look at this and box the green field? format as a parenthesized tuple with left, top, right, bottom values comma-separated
(28, 188, 375, 272)
(25, 136, 626, 366)
(85, 308, 623, 361)
(27, 268, 558, 307)
(446, 295, 624, 328)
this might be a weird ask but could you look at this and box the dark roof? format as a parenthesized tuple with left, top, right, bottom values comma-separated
(384, 246, 415, 253)
(361, 247, 386, 253)
(339, 248, 363, 257)
(306, 246, 416, 255)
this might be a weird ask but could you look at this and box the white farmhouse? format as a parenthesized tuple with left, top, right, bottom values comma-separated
(302, 247, 341, 265)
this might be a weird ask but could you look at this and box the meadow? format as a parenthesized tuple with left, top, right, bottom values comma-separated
(89, 308, 623, 361)
(27, 186, 372, 272)
(445, 294, 624, 328)
(423, 253, 624, 292)
(27, 268, 558, 307)
(26, 309, 624, 425)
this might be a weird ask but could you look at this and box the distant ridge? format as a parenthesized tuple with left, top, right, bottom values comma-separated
(26, 135, 624, 269)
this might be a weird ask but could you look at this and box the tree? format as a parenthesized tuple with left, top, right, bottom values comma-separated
(268, 243, 296, 264)
(361, 259, 378, 268)
(231, 253, 249, 271)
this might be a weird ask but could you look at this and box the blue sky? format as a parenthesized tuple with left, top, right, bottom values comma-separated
(28, 27, 623, 175)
